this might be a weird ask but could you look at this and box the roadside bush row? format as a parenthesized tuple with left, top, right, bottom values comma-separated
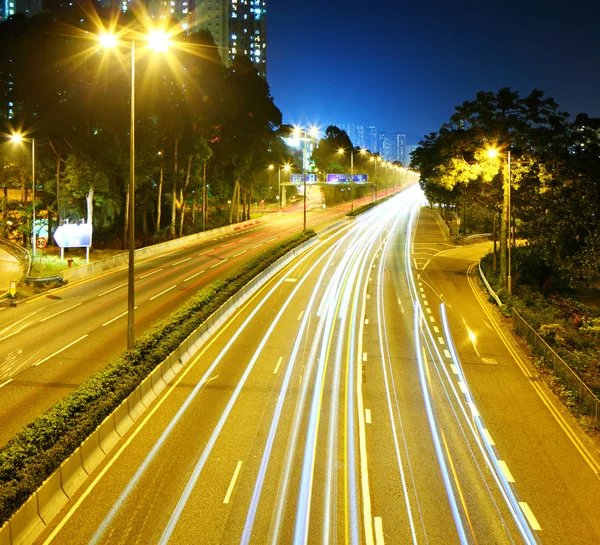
(480, 252, 600, 399)
(0, 230, 315, 524)
(346, 194, 395, 217)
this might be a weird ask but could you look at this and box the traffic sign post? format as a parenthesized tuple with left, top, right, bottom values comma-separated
(53, 223, 93, 263)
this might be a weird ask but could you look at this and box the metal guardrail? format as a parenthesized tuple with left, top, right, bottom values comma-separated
(512, 308, 600, 429)
(0, 238, 31, 278)
(478, 260, 503, 307)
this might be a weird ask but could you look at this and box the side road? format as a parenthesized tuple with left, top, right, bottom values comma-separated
(414, 208, 600, 545)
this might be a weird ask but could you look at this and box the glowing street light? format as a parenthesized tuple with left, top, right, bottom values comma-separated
(293, 126, 319, 231)
(98, 28, 170, 352)
(10, 133, 36, 256)
(487, 147, 512, 294)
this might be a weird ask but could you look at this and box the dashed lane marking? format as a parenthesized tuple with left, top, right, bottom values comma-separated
(519, 502, 542, 531)
(274, 356, 283, 375)
(223, 460, 243, 504)
(365, 409, 372, 424)
(498, 460, 516, 483)
(184, 271, 205, 282)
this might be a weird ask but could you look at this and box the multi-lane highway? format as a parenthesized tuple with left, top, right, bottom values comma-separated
(34, 186, 600, 544)
(0, 195, 383, 447)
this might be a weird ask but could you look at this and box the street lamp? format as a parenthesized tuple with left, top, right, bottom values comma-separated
(487, 147, 512, 294)
(337, 147, 366, 212)
(99, 29, 171, 351)
(10, 133, 36, 257)
(293, 126, 319, 231)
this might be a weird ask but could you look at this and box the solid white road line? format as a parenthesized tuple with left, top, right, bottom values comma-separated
(184, 271, 205, 282)
(498, 460, 516, 483)
(519, 502, 542, 530)
(233, 250, 247, 258)
(97, 283, 127, 297)
(223, 461, 243, 504)
(149, 285, 176, 301)
(365, 409, 372, 424)
(140, 269, 163, 279)
(40, 303, 82, 322)
(33, 335, 88, 367)
(374, 517, 385, 545)
(102, 307, 138, 327)
(273, 356, 283, 375)
(172, 257, 192, 266)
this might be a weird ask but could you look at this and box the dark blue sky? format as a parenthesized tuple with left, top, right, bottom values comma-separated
(268, 0, 600, 144)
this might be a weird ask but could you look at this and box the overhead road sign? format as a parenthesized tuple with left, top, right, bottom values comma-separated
(290, 174, 319, 184)
(326, 174, 369, 184)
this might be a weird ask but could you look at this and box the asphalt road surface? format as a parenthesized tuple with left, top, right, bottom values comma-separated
(34, 186, 600, 544)
(0, 193, 386, 447)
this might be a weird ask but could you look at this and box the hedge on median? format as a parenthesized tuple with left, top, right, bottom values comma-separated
(0, 230, 315, 524)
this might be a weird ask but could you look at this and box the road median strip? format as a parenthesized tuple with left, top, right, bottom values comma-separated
(0, 230, 317, 539)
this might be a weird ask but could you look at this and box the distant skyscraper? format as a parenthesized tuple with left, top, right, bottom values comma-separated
(367, 126, 378, 153)
(338, 124, 366, 149)
(1, 0, 41, 20)
(406, 144, 418, 165)
(196, 0, 267, 78)
(396, 133, 406, 164)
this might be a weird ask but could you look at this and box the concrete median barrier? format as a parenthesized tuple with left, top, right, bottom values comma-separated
(60, 448, 87, 498)
(150, 367, 166, 397)
(98, 415, 120, 455)
(140, 376, 157, 408)
(114, 398, 134, 438)
(160, 355, 176, 385)
(0, 522, 9, 545)
(36, 472, 68, 525)
(128, 386, 145, 422)
(8, 495, 44, 545)
(80, 432, 104, 475)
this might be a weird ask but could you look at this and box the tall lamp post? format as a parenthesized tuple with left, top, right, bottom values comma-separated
(10, 134, 36, 257)
(294, 126, 319, 231)
(488, 148, 512, 294)
(100, 29, 170, 352)
(269, 163, 291, 209)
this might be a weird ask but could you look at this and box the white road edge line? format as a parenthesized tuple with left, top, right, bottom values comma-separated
(34, 334, 88, 367)
(273, 356, 283, 375)
(519, 502, 542, 531)
(184, 271, 205, 282)
(223, 461, 243, 504)
(40, 303, 82, 322)
(374, 517, 385, 545)
(140, 269, 163, 279)
(97, 283, 127, 297)
(149, 285, 177, 301)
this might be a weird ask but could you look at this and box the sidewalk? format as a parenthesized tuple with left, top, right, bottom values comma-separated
(0, 247, 22, 294)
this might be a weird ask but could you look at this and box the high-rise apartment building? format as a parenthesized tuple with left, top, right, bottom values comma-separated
(367, 126, 378, 153)
(379, 132, 407, 163)
(195, 0, 267, 78)
(1, 0, 41, 20)
(338, 124, 366, 149)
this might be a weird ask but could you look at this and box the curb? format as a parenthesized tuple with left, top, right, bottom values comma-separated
(478, 259, 503, 308)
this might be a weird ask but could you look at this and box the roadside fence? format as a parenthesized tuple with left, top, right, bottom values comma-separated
(512, 308, 600, 429)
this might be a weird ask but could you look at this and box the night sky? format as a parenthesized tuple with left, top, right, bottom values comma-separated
(268, 0, 600, 144)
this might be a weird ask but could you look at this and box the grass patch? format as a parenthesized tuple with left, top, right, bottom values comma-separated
(0, 230, 315, 524)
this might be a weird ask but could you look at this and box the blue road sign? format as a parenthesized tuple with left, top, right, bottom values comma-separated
(352, 174, 369, 183)
(290, 174, 319, 184)
(54, 223, 93, 248)
(326, 174, 351, 183)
